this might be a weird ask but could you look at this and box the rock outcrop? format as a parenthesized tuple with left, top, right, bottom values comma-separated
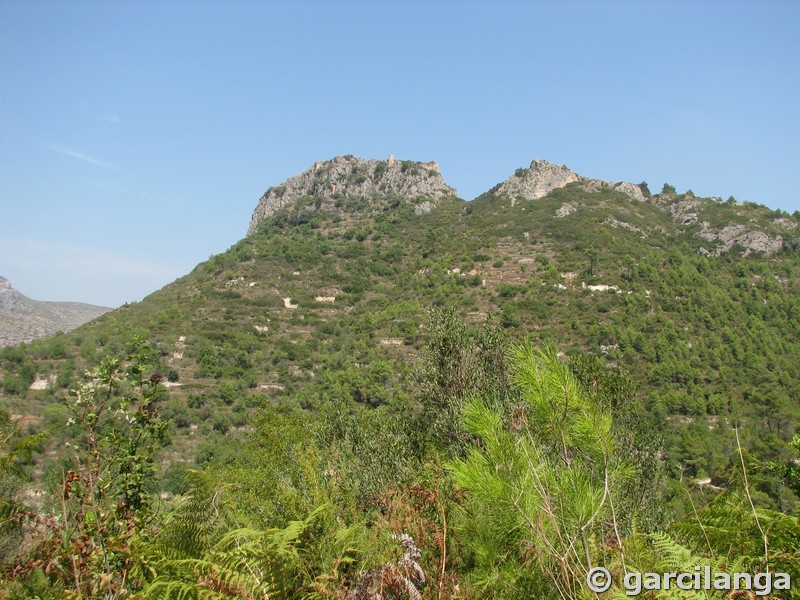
(247, 155, 456, 235)
(697, 223, 784, 256)
(648, 197, 787, 256)
(774, 217, 797, 231)
(488, 158, 795, 256)
(494, 160, 581, 205)
(611, 181, 647, 202)
(664, 198, 702, 225)
(493, 159, 646, 204)
(555, 202, 577, 218)
(580, 179, 647, 201)
(603, 217, 647, 238)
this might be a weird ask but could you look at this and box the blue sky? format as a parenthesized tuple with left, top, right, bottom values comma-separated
(1, 1, 799, 307)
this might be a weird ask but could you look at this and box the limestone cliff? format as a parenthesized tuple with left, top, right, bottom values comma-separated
(492, 159, 646, 205)
(494, 159, 582, 204)
(247, 155, 456, 235)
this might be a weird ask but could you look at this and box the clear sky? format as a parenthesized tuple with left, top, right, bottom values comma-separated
(2, 1, 798, 307)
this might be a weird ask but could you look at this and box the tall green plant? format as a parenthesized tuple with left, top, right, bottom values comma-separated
(448, 344, 631, 599)
(40, 337, 167, 597)
(417, 308, 515, 457)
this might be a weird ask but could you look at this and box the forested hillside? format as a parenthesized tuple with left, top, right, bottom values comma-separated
(1, 157, 798, 598)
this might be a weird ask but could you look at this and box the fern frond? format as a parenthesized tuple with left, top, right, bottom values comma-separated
(145, 501, 332, 599)
(648, 531, 694, 569)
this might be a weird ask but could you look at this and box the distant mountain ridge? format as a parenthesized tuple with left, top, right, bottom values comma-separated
(0, 277, 110, 346)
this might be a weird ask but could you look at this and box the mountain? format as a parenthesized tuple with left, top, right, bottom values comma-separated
(2, 155, 799, 486)
(4, 155, 799, 600)
(0, 276, 111, 346)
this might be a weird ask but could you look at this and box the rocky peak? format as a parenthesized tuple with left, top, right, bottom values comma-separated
(0, 277, 25, 312)
(493, 159, 646, 204)
(494, 160, 581, 204)
(247, 155, 456, 235)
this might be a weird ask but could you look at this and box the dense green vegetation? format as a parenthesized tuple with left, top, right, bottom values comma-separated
(1, 180, 798, 596)
(1, 319, 797, 597)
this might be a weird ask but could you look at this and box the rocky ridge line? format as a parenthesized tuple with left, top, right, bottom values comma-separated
(247, 156, 794, 256)
(492, 159, 789, 256)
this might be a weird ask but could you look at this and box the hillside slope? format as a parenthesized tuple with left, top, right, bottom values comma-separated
(2, 156, 798, 488)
